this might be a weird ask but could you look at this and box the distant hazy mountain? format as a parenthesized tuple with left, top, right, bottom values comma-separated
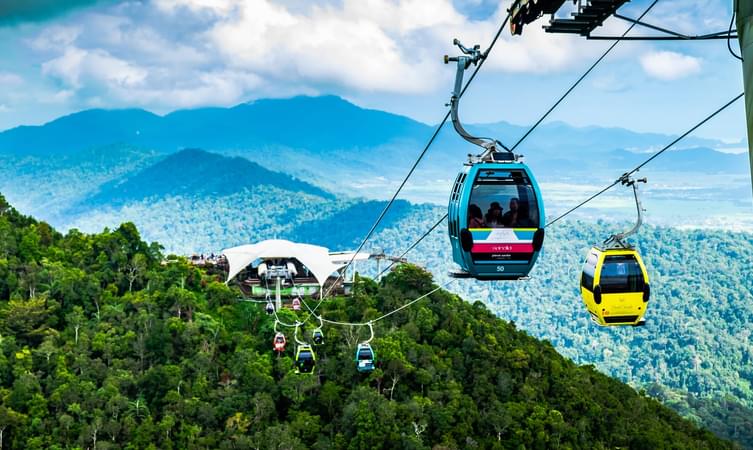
(79, 148, 332, 209)
(0, 96, 431, 156)
(0, 109, 163, 155)
(470, 120, 727, 154)
(1, 95, 749, 234)
(605, 147, 749, 174)
(0, 96, 732, 157)
(467, 121, 749, 177)
(1, 95, 746, 186)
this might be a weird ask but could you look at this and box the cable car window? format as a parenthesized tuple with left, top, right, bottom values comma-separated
(296, 345, 315, 370)
(581, 252, 597, 291)
(451, 174, 462, 201)
(358, 349, 372, 360)
(600, 255, 645, 293)
(468, 170, 540, 228)
(451, 173, 467, 202)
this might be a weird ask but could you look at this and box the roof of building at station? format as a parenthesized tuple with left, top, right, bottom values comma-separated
(222, 239, 369, 287)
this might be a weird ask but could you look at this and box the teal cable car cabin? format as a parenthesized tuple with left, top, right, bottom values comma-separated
(444, 39, 545, 280)
(448, 156, 545, 280)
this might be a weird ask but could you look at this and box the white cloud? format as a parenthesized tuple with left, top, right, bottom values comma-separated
(199, 0, 464, 94)
(168, 0, 600, 93)
(81, 13, 209, 67)
(0, 72, 24, 86)
(649, 0, 728, 37)
(154, 0, 237, 15)
(42, 46, 148, 89)
(113, 70, 263, 108)
(29, 25, 81, 50)
(40, 89, 76, 104)
(26, 0, 626, 110)
(640, 51, 702, 80)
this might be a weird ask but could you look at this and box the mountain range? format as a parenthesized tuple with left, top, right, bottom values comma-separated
(0, 96, 429, 156)
(1, 95, 749, 228)
(1, 95, 746, 176)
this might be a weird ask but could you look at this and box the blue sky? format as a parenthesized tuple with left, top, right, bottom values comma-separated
(0, 0, 746, 145)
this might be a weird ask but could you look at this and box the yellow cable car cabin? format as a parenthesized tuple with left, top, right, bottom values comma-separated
(294, 344, 316, 374)
(580, 247, 650, 327)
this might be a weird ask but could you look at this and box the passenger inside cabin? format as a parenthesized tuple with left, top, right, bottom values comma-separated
(485, 202, 504, 228)
(516, 202, 535, 227)
(299, 357, 314, 373)
(468, 204, 486, 228)
(502, 198, 519, 227)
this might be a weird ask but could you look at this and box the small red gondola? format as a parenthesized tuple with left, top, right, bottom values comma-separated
(273, 332, 287, 352)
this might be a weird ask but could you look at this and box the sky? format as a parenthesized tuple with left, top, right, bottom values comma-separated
(0, 0, 747, 144)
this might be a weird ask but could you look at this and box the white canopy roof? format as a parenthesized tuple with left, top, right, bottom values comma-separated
(222, 239, 355, 287)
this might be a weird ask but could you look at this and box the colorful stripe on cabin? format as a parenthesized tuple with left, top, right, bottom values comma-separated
(468, 228, 536, 264)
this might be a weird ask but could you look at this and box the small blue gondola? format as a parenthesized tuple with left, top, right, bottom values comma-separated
(354, 343, 375, 373)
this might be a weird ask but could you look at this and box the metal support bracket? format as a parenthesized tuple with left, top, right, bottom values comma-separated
(604, 175, 647, 248)
(294, 322, 307, 345)
(444, 39, 512, 162)
(363, 321, 375, 344)
(587, 14, 738, 41)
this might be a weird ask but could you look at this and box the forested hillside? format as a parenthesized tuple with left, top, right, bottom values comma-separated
(0, 193, 735, 449)
(79, 148, 333, 209)
(3, 144, 748, 447)
(0, 146, 159, 223)
(2, 138, 750, 447)
(360, 211, 753, 448)
(0, 103, 751, 447)
(0, 148, 419, 255)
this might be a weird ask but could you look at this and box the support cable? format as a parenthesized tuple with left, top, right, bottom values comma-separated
(377, 1, 661, 275)
(590, 13, 738, 41)
(510, 0, 660, 152)
(375, 213, 448, 280)
(729, 0, 744, 61)
(377, 93, 744, 275)
(314, 11, 514, 308)
(545, 92, 744, 227)
(317, 282, 452, 328)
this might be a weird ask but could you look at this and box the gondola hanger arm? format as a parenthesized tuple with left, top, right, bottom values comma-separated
(364, 321, 375, 344)
(294, 322, 307, 345)
(605, 175, 647, 248)
(444, 39, 511, 159)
